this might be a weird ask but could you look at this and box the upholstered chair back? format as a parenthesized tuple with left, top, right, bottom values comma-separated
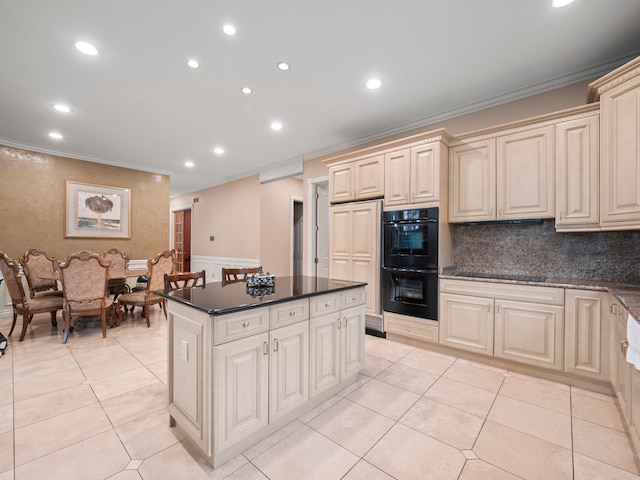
(58, 250, 111, 303)
(147, 250, 175, 294)
(102, 249, 129, 277)
(20, 249, 59, 297)
(0, 251, 27, 304)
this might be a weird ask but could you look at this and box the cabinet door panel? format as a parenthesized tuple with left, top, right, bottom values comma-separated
(600, 76, 640, 226)
(341, 306, 365, 379)
(310, 312, 341, 398)
(439, 293, 493, 355)
(494, 300, 564, 370)
(497, 126, 554, 219)
(214, 333, 269, 453)
(329, 207, 351, 258)
(449, 140, 496, 222)
(269, 322, 309, 421)
(411, 143, 439, 204)
(384, 149, 410, 207)
(555, 116, 600, 229)
(329, 164, 354, 203)
(355, 155, 384, 200)
(564, 290, 609, 379)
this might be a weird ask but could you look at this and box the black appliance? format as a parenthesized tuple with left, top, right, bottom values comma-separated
(382, 207, 439, 320)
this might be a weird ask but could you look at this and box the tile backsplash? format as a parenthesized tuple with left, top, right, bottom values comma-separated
(452, 220, 640, 284)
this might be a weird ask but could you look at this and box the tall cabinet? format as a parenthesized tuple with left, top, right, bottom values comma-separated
(588, 56, 640, 230)
(329, 200, 380, 317)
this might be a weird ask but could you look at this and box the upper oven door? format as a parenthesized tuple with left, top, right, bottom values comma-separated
(383, 212, 438, 269)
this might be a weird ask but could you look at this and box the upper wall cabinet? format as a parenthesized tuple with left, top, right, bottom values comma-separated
(555, 109, 600, 232)
(449, 125, 554, 223)
(589, 56, 640, 230)
(328, 155, 384, 204)
(384, 139, 448, 209)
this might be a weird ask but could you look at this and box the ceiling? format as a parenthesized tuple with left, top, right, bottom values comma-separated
(2, 1, 640, 197)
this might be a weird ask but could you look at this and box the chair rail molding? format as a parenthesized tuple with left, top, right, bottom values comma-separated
(191, 255, 260, 283)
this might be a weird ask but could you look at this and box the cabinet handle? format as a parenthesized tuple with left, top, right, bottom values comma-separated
(487, 304, 491, 313)
(343, 318, 347, 328)
(622, 341, 629, 356)
(242, 321, 250, 328)
(611, 303, 618, 314)
(337, 319, 341, 329)
(496, 304, 501, 313)
(273, 339, 279, 352)
(263, 342, 269, 355)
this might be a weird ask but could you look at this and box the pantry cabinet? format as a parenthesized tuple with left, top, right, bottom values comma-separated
(449, 125, 554, 223)
(328, 154, 384, 203)
(329, 200, 380, 316)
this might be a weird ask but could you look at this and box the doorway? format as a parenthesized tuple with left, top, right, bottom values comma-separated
(173, 209, 192, 272)
(310, 180, 329, 278)
(292, 199, 303, 277)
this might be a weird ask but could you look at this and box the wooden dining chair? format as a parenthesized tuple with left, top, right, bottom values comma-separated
(19, 248, 63, 299)
(164, 270, 206, 290)
(221, 266, 262, 285)
(0, 250, 64, 342)
(102, 248, 131, 301)
(116, 249, 175, 326)
(57, 250, 115, 343)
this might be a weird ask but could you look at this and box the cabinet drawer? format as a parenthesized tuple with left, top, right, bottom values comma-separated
(440, 278, 564, 305)
(270, 299, 309, 329)
(341, 287, 365, 309)
(310, 293, 341, 318)
(213, 307, 269, 345)
(384, 312, 438, 343)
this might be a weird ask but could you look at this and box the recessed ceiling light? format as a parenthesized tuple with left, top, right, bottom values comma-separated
(366, 78, 382, 90)
(241, 87, 252, 94)
(74, 41, 98, 56)
(277, 62, 290, 71)
(49, 132, 63, 139)
(223, 24, 236, 36)
(185, 160, 194, 167)
(552, 0, 575, 6)
(270, 121, 283, 131)
(214, 147, 224, 155)
(187, 59, 200, 69)
(53, 104, 71, 113)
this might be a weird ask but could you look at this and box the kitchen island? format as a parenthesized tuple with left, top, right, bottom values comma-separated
(157, 276, 367, 468)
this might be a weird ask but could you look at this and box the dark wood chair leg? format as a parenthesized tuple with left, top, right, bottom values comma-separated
(161, 300, 167, 319)
(100, 309, 107, 338)
(62, 310, 72, 344)
(144, 301, 151, 327)
(8, 310, 17, 337)
(50, 311, 57, 327)
(19, 311, 31, 341)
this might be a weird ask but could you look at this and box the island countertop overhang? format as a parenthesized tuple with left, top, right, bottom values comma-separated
(156, 275, 367, 315)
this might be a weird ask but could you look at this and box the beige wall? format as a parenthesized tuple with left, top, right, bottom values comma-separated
(0, 145, 170, 261)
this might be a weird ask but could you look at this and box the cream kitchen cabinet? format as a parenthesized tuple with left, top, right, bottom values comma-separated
(328, 154, 384, 204)
(309, 290, 365, 398)
(611, 302, 632, 421)
(449, 125, 555, 223)
(594, 59, 640, 230)
(563, 289, 610, 381)
(439, 278, 564, 371)
(555, 112, 600, 232)
(384, 140, 447, 208)
(329, 200, 380, 316)
(166, 282, 365, 468)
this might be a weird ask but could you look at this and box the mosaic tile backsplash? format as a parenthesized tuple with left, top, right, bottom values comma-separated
(452, 220, 640, 284)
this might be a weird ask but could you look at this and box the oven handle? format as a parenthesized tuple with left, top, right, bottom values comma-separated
(382, 266, 438, 274)
(383, 219, 437, 225)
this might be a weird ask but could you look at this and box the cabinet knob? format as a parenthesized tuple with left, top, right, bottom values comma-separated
(325, 302, 331, 307)
(352, 296, 357, 301)
(242, 321, 250, 328)
(289, 311, 296, 316)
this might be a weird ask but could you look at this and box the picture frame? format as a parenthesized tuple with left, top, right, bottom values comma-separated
(65, 181, 131, 238)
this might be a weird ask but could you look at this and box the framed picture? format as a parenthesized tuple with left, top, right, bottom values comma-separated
(66, 181, 131, 238)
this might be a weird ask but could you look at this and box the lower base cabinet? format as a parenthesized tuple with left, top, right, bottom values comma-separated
(167, 287, 365, 469)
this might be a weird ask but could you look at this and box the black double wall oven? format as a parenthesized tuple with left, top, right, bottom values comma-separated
(382, 207, 438, 321)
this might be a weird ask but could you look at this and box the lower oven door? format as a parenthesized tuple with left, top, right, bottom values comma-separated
(382, 267, 438, 320)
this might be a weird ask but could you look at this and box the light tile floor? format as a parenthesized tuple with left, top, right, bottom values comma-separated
(1, 308, 640, 479)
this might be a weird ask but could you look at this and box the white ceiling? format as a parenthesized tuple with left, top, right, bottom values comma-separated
(1, 0, 640, 197)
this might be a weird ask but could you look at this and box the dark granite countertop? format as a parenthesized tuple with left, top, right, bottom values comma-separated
(440, 267, 640, 322)
(156, 275, 367, 315)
